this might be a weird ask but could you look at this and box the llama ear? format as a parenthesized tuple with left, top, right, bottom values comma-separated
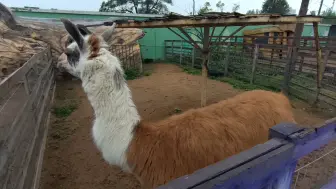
(101, 22, 116, 42)
(60, 18, 84, 50)
(114, 69, 124, 90)
(77, 24, 92, 36)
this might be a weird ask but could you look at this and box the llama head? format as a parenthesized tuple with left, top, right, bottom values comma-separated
(60, 18, 116, 68)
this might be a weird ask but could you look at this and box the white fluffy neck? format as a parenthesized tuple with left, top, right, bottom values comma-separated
(80, 51, 140, 171)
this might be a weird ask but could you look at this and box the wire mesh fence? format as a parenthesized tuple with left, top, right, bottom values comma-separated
(164, 37, 336, 115)
(109, 44, 143, 72)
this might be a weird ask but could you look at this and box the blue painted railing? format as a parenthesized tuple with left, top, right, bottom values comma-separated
(156, 118, 336, 189)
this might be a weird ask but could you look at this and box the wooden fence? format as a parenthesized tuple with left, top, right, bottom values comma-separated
(0, 47, 55, 189)
(110, 44, 143, 72)
(165, 37, 336, 114)
(157, 119, 336, 189)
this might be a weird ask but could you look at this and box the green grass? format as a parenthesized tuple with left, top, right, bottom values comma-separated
(181, 66, 201, 75)
(124, 68, 141, 80)
(53, 104, 78, 118)
(143, 71, 152, 76)
(211, 76, 272, 91)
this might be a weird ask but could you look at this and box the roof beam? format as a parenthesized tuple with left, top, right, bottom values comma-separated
(116, 16, 321, 28)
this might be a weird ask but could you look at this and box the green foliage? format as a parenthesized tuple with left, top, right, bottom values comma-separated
(53, 104, 77, 118)
(99, 0, 172, 14)
(232, 3, 240, 12)
(246, 9, 261, 14)
(322, 8, 336, 17)
(124, 68, 141, 80)
(174, 108, 182, 114)
(182, 66, 202, 75)
(216, 1, 225, 12)
(143, 71, 152, 76)
(212, 77, 270, 91)
(198, 2, 213, 14)
(261, 0, 290, 15)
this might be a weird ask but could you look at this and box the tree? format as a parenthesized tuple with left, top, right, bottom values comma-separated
(232, 3, 240, 12)
(322, 7, 336, 16)
(310, 10, 316, 15)
(246, 9, 261, 14)
(198, 2, 213, 14)
(216, 1, 225, 12)
(99, 0, 173, 14)
(261, 0, 290, 15)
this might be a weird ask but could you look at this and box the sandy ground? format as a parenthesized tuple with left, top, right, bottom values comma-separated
(39, 63, 334, 189)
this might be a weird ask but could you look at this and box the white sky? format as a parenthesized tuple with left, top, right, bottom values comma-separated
(1, 0, 336, 15)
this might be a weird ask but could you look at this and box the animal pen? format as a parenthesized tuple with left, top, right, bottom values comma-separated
(0, 11, 336, 189)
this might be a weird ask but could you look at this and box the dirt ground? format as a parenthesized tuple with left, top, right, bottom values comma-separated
(39, 63, 335, 189)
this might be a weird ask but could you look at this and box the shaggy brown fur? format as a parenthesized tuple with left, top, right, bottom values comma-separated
(126, 90, 295, 189)
(87, 34, 100, 60)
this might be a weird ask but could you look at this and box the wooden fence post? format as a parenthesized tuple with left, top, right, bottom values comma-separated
(224, 43, 231, 77)
(180, 41, 183, 65)
(322, 50, 330, 78)
(299, 39, 307, 72)
(313, 22, 323, 105)
(191, 46, 195, 68)
(171, 41, 174, 61)
(250, 44, 259, 84)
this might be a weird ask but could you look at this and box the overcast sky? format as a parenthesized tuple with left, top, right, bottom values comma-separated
(2, 0, 335, 15)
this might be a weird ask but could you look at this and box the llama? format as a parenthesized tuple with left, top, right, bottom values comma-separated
(60, 18, 296, 189)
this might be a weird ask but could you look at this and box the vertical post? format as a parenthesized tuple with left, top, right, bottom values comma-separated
(164, 41, 167, 61)
(250, 44, 259, 84)
(201, 26, 210, 107)
(224, 43, 231, 77)
(313, 22, 323, 105)
(180, 41, 183, 65)
(299, 39, 307, 72)
(282, 0, 309, 95)
(322, 50, 330, 78)
(171, 41, 174, 62)
(191, 46, 195, 68)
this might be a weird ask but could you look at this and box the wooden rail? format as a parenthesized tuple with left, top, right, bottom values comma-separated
(0, 47, 55, 189)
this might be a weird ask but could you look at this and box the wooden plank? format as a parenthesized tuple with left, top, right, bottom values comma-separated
(116, 16, 321, 28)
(290, 118, 336, 160)
(32, 79, 56, 189)
(1, 65, 53, 189)
(250, 44, 259, 84)
(0, 62, 52, 184)
(157, 139, 288, 189)
(0, 48, 48, 99)
(20, 70, 54, 189)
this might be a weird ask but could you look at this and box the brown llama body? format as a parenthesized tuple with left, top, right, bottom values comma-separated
(127, 90, 295, 188)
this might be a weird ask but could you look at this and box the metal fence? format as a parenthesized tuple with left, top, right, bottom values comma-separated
(0, 47, 55, 189)
(109, 44, 143, 72)
(164, 37, 336, 114)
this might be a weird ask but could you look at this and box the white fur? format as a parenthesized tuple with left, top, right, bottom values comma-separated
(67, 36, 140, 172)
(60, 23, 140, 172)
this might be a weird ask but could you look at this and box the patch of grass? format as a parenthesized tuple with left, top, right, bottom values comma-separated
(53, 104, 77, 118)
(210, 76, 272, 91)
(181, 66, 201, 75)
(174, 108, 182, 114)
(143, 71, 152, 76)
(124, 68, 141, 80)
